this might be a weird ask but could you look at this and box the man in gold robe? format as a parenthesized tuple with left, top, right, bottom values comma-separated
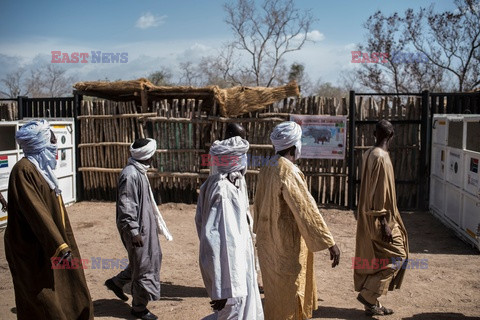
(5, 120, 93, 320)
(354, 120, 409, 316)
(254, 121, 340, 320)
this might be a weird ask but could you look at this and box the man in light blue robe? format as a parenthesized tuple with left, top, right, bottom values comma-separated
(196, 136, 264, 320)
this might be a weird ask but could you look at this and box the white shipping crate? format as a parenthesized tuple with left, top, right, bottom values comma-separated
(464, 115, 480, 153)
(462, 192, 480, 250)
(464, 150, 480, 198)
(445, 183, 463, 226)
(50, 120, 76, 204)
(431, 144, 447, 180)
(58, 176, 76, 204)
(0, 122, 21, 228)
(446, 148, 464, 188)
(432, 115, 448, 145)
(447, 116, 464, 149)
(430, 175, 446, 214)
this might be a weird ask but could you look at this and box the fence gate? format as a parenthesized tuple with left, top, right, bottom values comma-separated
(348, 91, 430, 210)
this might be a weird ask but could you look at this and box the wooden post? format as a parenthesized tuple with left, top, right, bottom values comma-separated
(418, 90, 429, 209)
(74, 91, 84, 201)
(348, 90, 356, 209)
(17, 96, 27, 119)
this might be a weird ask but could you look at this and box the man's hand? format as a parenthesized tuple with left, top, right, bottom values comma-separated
(0, 196, 7, 212)
(132, 234, 144, 247)
(66, 251, 73, 264)
(328, 244, 340, 268)
(380, 217, 393, 243)
(381, 223, 393, 243)
(210, 299, 227, 311)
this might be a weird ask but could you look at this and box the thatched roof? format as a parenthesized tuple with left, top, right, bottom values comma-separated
(73, 78, 300, 117)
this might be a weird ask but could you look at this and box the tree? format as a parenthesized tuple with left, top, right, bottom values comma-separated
(224, 0, 316, 87)
(41, 64, 74, 97)
(1, 64, 75, 97)
(288, 62, 313, 95)
(404, 0, 480, 91)
(0, 69, 26, 98)
(148, 68, 173, 86)
(179, 61, 201, 86)
(354, 11, 446, 93)
(314, 80, 348, 100)
(354, 0, 479, 93)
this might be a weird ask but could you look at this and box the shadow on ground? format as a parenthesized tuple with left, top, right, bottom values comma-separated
(402, 312, 480, 319)
(312, 306, 368, 319)
(400, 211, 479, 255)
(161, 281, 208, 298)
(93, 299, 134, 319)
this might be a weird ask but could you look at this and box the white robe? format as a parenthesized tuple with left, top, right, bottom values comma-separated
(195, 173, 264, 320)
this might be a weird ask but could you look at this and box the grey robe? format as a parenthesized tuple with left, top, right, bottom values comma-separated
(116, 163, 161, 301)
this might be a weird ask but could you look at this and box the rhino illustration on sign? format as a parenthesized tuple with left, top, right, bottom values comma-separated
(303, 126, 332, 145)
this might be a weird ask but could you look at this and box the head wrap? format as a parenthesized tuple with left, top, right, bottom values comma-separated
(270, 121, 303, 160)
(130, 138, 157, 161)
(209, 136, 249, 180)
(16, 119, 61, 194)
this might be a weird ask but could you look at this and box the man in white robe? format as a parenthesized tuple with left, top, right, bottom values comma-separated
(105, 138, 172, 320)
(196, 136, 264, 320)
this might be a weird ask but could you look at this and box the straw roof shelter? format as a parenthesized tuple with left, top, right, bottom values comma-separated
(73, 78, 300, 117)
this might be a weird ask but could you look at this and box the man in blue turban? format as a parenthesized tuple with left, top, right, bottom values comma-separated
(5, 119, 93, 320)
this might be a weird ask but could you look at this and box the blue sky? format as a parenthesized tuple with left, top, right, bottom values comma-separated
(0, 0, 458, 87)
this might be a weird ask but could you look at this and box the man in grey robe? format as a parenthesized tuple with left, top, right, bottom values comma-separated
(196, 136, 264, 320)
(105, 138, 172, 320)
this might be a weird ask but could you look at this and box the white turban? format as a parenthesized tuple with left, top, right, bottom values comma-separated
(209, 136, 249, 175)
(270, 121, 303, 160)
(130, 138, 157, 161)
(16, 119, 61, 194)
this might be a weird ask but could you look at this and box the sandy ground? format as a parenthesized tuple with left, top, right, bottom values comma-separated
(1, 201, 479, 320)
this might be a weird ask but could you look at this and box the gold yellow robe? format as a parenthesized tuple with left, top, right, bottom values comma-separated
(5, 158, 93, 320)
(254, 156, 335, 320)
(354, 147, 409, 292)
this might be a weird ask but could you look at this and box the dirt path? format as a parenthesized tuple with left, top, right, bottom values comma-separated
(1, 202, 479, 319)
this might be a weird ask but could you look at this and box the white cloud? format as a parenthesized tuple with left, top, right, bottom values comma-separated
(135, 13, 167, 29)
(177, 43, 213, 62)
(293, 30, 325, 42)
(306, 30, 325, 41)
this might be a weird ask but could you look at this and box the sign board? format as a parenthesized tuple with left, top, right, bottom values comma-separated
(290, 115, 347, 159)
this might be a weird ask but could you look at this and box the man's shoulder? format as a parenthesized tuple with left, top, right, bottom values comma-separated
(368, 147, 389, 162)
(277, 157, 303, 181)
(11, 158, 35, 176)
(119, 164, 142, 181)
(202, 174, 238, 197)
(121, 164, 139, 175)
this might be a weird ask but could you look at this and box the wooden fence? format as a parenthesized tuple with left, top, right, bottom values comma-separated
(350, 94, 424, 209)
(77, 94, 425, 209)
(77, 96, 349, 204)
(0, 101, 18, 121)
(5, 90, 477, 208)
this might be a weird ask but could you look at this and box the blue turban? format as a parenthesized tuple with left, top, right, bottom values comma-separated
(16, 120, 61, 194)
